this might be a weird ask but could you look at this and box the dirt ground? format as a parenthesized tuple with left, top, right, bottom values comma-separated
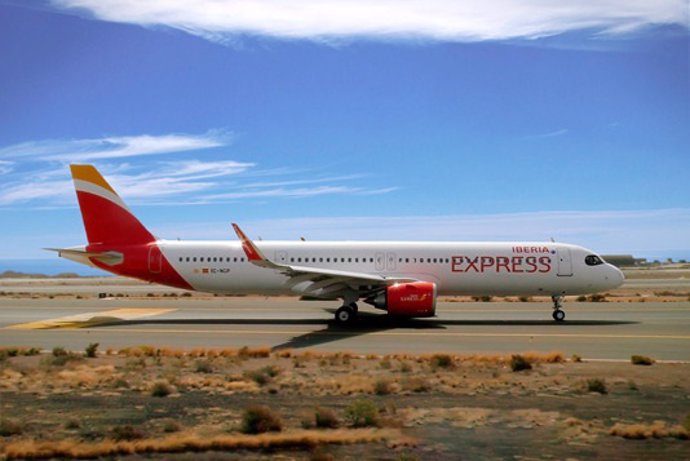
(1, 346, 688, 460)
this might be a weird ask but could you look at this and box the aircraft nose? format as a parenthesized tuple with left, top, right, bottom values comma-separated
(606, 264, 625, 288)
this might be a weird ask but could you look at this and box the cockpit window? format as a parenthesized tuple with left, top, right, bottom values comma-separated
(585, 255, 604, 266)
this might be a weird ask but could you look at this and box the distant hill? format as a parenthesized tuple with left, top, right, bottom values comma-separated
(0, 270, 83, 279)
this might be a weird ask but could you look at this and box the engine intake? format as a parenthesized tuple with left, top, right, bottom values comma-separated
(369, 282, 437, 317)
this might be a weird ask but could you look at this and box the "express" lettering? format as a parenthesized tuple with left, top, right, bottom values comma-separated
(451, 255, 551, 273)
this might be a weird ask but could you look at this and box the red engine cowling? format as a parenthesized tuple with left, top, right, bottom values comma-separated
(372, 282, 437, 317)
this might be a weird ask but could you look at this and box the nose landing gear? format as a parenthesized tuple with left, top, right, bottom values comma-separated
(551, 296, 565, 322)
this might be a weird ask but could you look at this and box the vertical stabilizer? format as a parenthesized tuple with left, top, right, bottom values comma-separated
(70, 165, 155, 246)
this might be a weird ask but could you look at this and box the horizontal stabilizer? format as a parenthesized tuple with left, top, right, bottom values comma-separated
(44, 247, 123, 266)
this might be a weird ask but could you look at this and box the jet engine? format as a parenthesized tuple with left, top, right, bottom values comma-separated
(368, 282, 437, 317)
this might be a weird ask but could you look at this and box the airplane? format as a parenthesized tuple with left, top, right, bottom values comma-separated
(49, 165, 625, 325)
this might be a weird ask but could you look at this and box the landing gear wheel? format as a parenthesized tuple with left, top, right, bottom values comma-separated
(335, 305, 356, 325)
(552, 309, 565, 322)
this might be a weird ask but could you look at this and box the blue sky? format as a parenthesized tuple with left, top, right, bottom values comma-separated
(0, 0, 689, 265)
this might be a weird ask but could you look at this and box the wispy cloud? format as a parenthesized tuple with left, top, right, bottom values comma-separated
(0, 161, 13, 175)
(52, 0, 687, 44)
(0, 131, 396, 206)
(525, 128, 569, 139)
(0, 129, 231, 162)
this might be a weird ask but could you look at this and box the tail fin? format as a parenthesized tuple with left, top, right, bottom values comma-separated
(70, 165, 155, 246)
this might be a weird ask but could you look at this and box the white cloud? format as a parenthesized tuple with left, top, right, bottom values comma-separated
(526, 128, 569, 139)
(52, 0, 687, 43)
(0, 132, 394, 205)
(0, 130, 231, 162)
(204, 185, 367, 200)
(156, 209, 690, 255)
(0, 180, 74, 206)
(0, 161, 13, 175)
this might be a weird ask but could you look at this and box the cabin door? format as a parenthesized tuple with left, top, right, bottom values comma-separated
(556, 248, 573, 277)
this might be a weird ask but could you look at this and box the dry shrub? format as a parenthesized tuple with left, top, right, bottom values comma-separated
(43, 348, 82, 367)
(315, 407, 340, 429)
(194, 359, 214, 374)
(510, 355, 532, 372)
(402, 377, 430, 393)
(610, 421, 688, 440)
(631, 355, 654, 366)
(111, 425, 145, 441)
(85, 343, 99, 358)
(345, 399, 379, 428)
(0, 429, 394, 459)
(585, 378, 607, 394)
(162, 420, 181, 433)
(0, 419, 23, 437)
(151, 381, 173, 397)
(0, 347, 40, 358)
(241, 405, 283, 434)
(56, 365, 115, 389)
(244, 365, 281, 386)
(430, 353, 453, 369)
(274, 348, 292, 358)
(238, 346, 271, 359)
(304, 407, 340, 429)
(399, 361, 413, 373)
(374, 379, 394, 395)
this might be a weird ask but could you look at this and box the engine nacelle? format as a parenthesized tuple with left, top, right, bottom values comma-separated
(370, 282, 437, 317)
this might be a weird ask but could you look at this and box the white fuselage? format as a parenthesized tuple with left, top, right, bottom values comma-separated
(155, 240, 624, 297)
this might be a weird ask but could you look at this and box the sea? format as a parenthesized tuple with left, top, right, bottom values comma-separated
(0, 259, 108, 277)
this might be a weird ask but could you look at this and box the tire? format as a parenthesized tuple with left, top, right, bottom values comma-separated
(335, 306, 355, 325)
(552, 309, 565, 322)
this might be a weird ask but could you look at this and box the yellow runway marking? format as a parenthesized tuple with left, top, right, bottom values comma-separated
(85, 327, 690, 341)
(6, 308, 177, 330)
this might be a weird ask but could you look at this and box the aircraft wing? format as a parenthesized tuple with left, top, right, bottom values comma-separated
(232, 223, 416, 298)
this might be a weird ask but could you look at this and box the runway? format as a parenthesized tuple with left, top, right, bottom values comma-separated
(2, 296, 689, 360)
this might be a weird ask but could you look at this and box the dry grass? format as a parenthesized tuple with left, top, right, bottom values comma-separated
(0, 429, 396, 460)
(610, 421, 689, 440)
(116, 345, 272, 359)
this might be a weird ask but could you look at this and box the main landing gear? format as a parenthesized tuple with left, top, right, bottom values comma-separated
(551, 295, 565, 322)
(335, 303, 358, 325)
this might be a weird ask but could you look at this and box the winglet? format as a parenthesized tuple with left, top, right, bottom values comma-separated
(232, 223, 267, 262)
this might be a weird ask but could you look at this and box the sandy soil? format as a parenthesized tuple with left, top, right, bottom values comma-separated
(1, 347, 688, 460)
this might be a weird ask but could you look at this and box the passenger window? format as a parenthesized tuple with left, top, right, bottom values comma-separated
(348, 258, 352, 263)
(193, 257, 197, 262)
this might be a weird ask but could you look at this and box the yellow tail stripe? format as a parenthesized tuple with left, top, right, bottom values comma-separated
(70, 164, 118, 196)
